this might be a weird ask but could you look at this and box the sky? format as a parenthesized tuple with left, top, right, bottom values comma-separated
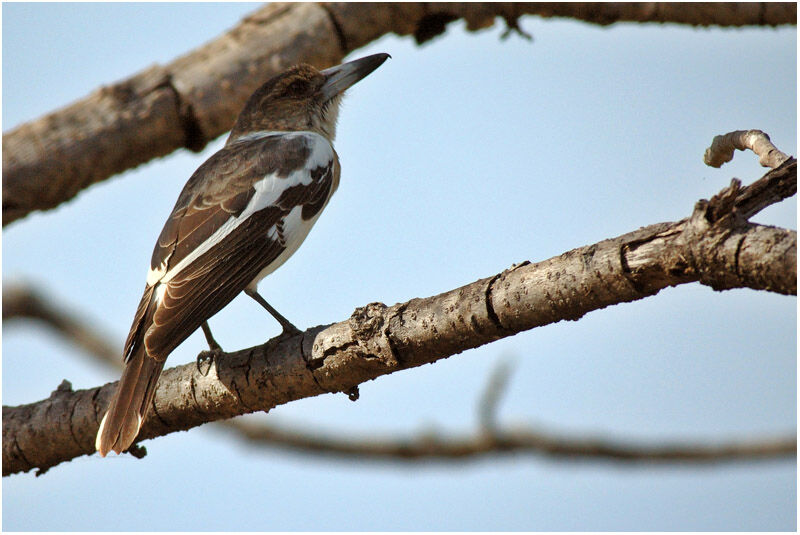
(2, 2, 797, 531)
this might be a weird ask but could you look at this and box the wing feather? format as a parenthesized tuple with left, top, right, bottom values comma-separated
(125, 132, 336, 361)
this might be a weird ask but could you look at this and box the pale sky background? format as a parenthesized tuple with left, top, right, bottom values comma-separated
(2, 3, 797, 531)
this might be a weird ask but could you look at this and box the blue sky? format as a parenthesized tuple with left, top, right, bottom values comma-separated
(2, 3, 796, 531)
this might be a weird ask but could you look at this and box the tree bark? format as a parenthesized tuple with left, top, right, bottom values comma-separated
(3, 159, 795, 476)
(7, 284, 796, 468)
(3, 2, 795, 226)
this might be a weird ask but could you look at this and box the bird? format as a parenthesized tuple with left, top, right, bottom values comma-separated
(96, 52, 390, 457)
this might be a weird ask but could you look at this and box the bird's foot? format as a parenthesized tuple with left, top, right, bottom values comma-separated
(196, 348, 223, 376)
(280, 323, 302, 338)
(263, 324, 303, 354)
(244, 289, 302, 337)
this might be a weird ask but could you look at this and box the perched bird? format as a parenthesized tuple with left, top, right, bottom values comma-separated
(96, 53, 390, 456)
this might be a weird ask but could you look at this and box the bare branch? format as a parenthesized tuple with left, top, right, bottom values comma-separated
(5, 290, 795, 469)
(728, 158, 797, 220)
(521, 2, 796, 27)
(3, 283, 121, 368)
(3, 159, 795, 476)
(704, 129, 792, 169)
(223, 420, 796, 464)
(3, 2, 795, 226)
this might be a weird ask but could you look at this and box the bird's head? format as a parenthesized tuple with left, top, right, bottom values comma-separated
(228, 53, 390, 143)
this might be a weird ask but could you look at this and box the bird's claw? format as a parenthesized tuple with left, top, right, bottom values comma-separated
(196, 349, 222, 376)
(281, 324, 302, 338)
(262, 325, 302, 354)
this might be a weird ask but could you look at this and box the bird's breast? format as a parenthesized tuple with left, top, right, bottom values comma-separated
(245, 133, 339, 288)
(246, 201, 326, 290)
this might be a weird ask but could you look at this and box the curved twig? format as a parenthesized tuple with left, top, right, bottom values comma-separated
(704, 129, 791, 169)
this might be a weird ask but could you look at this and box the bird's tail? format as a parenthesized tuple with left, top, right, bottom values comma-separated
(96, 345, 165, 457)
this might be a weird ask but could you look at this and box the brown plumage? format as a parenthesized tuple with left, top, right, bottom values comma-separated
(96, 53, 389, 456)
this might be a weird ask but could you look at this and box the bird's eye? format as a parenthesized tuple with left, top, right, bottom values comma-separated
(286, 80, 309, 96)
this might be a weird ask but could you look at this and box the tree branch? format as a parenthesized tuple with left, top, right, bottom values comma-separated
(3, 157, 795, 476)
(5, 291, 795, 469)
(223, 420, 797, 464)
(704, 129, 791, 169)
(3, 283, 121, 369)
(3, 2, 795, 226)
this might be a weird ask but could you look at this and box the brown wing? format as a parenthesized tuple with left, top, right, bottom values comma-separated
(149, 134, 314, 276)
(123, 133, 336, 362)
(146, 207, 286, 358)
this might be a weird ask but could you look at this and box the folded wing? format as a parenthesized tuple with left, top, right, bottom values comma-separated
(124, 131, 338, 362)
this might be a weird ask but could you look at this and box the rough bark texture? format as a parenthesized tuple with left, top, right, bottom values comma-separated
(3, 2, 795, 226)
(3, 159, 795, 476)
(4, 294, 794, 467)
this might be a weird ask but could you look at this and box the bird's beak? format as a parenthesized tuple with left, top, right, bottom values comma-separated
(320, 53, 390, 101)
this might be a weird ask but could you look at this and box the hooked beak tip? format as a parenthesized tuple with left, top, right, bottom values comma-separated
(321, 53, 390, 100)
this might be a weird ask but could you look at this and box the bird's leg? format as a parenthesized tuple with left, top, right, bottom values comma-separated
(244, 288, 302, 337)
(201, 321, 223, 352)
(197, 321, 223, 376)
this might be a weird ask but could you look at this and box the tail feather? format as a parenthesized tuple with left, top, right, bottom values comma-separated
(96, 346, 165, 456)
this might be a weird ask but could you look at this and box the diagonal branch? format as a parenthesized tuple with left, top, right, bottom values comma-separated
(5, 286, 796, 468)
(3, 158, 795, 476)
(3, 2, 796, 226)
(3, 284, 121, 368)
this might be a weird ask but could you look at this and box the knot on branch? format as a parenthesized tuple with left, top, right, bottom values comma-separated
(346, 302, 400, 370)
(685, 181, 747, 291)
(309, 302, 401, 392)
(682, 163, 799, 294)
(51, 380, 74, 398)
(349, 302, 388, 337)
(695, 179, 746, 227)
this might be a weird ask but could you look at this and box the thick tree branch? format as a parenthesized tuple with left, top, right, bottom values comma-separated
(4, 290, 795, 468)
(3, 159, 795, 476)
(3, 2, 795, 226)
